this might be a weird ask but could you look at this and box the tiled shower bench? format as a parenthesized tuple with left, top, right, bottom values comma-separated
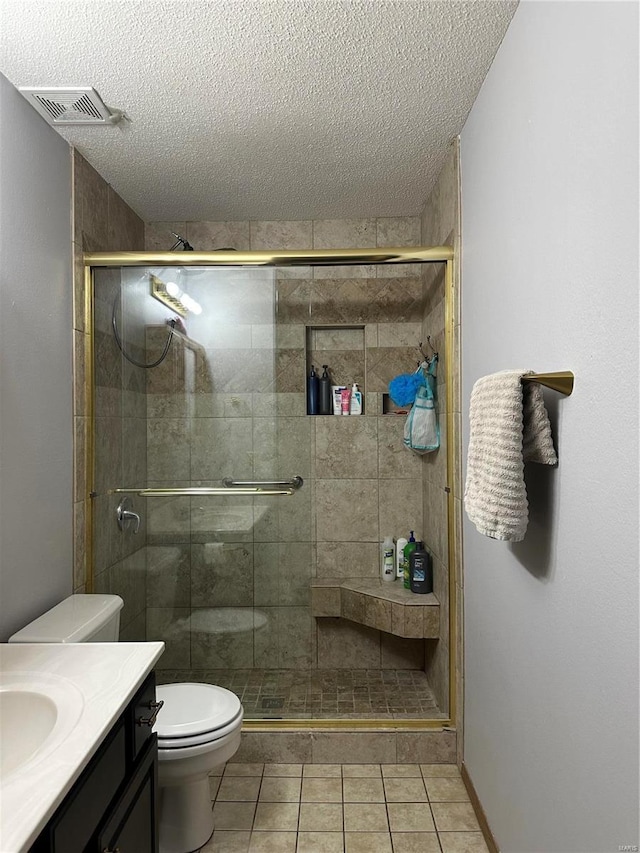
(311, 579, 440, 639)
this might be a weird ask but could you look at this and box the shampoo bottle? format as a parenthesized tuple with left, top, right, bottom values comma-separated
(403, 531, 417, 589)
(307, 365, 319, 415)
(381, 536, 395, 583)
(319, 366, 332, 415)
(396, 537, 407, 580)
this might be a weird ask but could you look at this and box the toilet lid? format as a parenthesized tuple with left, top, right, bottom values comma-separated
(157, 709, 243, 750)
(154, 683, 242, 738)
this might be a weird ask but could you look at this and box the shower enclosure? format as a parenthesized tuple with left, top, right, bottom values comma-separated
(87, 247, 456, 727)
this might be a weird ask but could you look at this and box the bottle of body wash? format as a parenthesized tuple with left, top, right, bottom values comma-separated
(396, 537, 407, 580)
(410, 542, 433, 594)
(403, 531, 417, 589)
(381, 536, 395, 582)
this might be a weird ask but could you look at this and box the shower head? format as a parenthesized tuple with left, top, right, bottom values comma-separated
(170, 232, 194, 251)
(168, 232, 241, 253)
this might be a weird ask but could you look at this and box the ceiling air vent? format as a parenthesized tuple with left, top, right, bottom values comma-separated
(18, 86, 124, 125)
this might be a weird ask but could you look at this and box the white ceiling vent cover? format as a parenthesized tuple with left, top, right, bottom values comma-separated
(18, 86, 122, 125)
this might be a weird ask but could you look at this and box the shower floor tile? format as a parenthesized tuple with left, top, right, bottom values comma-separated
(156, 668, 446, 720)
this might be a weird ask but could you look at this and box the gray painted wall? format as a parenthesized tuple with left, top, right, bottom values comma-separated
(460, 3, 639, 851)
(0, 73, 73, 640)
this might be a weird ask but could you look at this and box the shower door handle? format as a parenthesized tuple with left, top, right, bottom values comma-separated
(222, 476, 304, 490)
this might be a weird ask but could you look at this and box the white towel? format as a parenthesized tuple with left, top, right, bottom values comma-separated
(465, 370, 558, 541)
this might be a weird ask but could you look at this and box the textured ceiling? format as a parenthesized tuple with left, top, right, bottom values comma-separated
(0, 1, 516, 221)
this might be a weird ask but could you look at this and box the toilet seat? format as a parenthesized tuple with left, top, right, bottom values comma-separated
(157, 724, 242, 763)
(154, 682, 243, 750)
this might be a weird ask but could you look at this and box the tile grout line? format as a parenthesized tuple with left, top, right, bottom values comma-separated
(209, 764, 476, 852)
(384, 792, 392, 851)
(254, 764, 266, 832)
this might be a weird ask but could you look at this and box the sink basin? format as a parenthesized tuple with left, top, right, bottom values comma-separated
(0, 673, 84, 781)
(0, 690, 58, 775)
(0, 641, 164, 853)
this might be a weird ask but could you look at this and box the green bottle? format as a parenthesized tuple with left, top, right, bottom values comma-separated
(403, 531, 417, 589)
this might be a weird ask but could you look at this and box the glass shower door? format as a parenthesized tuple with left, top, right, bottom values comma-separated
(92, 264, 313, 719)
(92, 254, 451, 723)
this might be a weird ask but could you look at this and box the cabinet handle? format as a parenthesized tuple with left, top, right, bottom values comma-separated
(136, 699, 164, 727)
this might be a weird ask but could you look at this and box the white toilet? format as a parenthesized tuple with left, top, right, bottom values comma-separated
(9, 593, 244, 853)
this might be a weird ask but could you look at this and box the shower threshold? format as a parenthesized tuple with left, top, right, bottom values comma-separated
(156, 668, 446, 721)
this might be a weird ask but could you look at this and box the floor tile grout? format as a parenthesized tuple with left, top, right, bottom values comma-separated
(205, 763, 484, 852)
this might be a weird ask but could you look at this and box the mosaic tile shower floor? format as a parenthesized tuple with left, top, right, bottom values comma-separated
(156, 669, 446, 720)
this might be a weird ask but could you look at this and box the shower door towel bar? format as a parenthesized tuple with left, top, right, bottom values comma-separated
(222, 476, 304, 490)
(111, 487, 295, 497)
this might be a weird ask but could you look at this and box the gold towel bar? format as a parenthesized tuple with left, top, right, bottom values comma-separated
(110, 487, 295, 497)
(522, 371, 574, 396)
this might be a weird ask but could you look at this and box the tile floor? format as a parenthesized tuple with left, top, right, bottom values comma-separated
(199, 762, 489, 852)
(157, 669, 445, 720)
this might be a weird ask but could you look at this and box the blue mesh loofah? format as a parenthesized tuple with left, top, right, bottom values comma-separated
(389, 372, 425, 407)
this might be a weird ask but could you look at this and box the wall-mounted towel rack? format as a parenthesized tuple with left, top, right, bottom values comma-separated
(522, 371, 574, 396)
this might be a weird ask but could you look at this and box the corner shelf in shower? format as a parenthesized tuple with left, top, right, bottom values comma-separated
(311, 579, 440, 639)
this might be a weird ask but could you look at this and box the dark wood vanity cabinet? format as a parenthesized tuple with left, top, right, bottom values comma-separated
(31, 671, 159, 853)
(96, 738, 157, 853)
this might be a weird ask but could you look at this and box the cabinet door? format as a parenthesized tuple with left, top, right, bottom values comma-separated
(48, 720, 126, 853)
(97, 736, 158, 853)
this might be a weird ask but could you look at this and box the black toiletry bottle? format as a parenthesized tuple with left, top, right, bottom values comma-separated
(319, 365, 332, 415)
(307, 365, 319, 415)
(410, 542, 433, 594)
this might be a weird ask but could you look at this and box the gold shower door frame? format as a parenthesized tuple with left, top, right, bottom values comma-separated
(84, 247, 457, 731)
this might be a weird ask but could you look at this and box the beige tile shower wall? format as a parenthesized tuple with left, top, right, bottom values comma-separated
(420, 141, 462, 720)
(72, 150, 147, 640)
(142, 268, 315, 671)
(145, 217, 437, 677)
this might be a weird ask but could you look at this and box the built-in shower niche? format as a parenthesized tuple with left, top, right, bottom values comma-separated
(305, 325, 365, 415)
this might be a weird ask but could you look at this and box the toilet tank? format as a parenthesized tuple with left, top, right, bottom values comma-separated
(8, 594, 124, 643)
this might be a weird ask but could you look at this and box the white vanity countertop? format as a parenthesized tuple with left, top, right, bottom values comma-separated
(0, 641, 164, 853)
